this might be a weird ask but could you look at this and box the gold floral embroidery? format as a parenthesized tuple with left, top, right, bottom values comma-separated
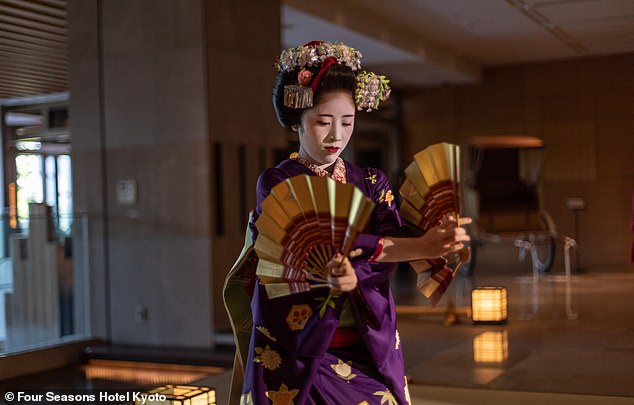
(286, 304, 313, 331)
(373, 389, 398, 405)
(265, 383, 299, 405)
(404, 376, 411, 405)
(256, 325, 277, 342)
(357, 402, 369, 405)
(365, 173, 377, 184)
(330, 358, 357, 381)
(385, 190, 394, 207)
(254, 345, 282, 370)
(395, 329, 401, 350)
(240, 392, 254, 405)
(378, 189, 394, 207)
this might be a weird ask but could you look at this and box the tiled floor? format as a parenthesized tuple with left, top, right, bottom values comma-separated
(2, 244, 634, 404)
(388, 242, 634, 403)
(399, 273, 634, 395)
(195, 256, 634, 404)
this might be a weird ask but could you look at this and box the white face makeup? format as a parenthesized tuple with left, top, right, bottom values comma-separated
(296, 91, 356, 170)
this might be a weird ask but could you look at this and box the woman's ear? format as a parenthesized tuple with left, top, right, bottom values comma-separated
(291, 124, 299, 133)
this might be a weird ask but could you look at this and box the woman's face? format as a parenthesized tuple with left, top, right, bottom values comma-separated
(296, 91, 355, 167)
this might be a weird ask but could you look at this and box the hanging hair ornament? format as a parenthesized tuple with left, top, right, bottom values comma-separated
(284, 68, 314, 109)
(276, 41, 391, 111)
(355, 71, 391, 112)
(284, 84, 314, 109)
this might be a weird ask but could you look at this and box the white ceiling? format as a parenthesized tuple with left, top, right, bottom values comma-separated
(1, 0, 632, 100)
(282, 0, 634, 86)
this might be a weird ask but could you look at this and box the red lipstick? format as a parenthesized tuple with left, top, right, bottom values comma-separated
(325, 147, 340, 154)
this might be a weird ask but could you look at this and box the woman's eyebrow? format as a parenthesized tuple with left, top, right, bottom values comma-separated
(317, 114, 355, 118)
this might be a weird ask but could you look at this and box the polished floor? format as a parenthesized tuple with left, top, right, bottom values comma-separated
(390, 243, 634, 404)
(3, 245, 634, 404)
(396, 272, 634, 401)
(194, 247, 634, 404)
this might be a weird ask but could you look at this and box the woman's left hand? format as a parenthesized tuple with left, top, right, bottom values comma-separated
(327, 253, 357, 295)
(419, 214, 472, 257)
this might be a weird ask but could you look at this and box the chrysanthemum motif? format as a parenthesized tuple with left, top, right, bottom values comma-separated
(330, 358, 357, 381)
(254, 345, 282, 371)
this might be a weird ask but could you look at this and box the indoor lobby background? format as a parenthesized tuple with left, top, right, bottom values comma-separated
(0, 0, 633, 404)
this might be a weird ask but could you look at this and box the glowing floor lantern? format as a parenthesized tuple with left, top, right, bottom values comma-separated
(135, 385, 216, 405)
(471, 286, 508, 324)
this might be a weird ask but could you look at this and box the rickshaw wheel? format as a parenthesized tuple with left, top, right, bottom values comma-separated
(458, 212, 556, 275)
(531, 211, 557, 273)
(528, 233, 556, 272)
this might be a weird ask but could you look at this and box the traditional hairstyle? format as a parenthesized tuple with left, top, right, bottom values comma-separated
(272, 41, 391, 128)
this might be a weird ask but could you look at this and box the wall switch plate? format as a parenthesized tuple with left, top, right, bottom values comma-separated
(117, 179, 137, 205)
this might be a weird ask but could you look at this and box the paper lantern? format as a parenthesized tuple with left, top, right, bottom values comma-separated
(471, 286, 508, 324)
(135, 385, 215, 405)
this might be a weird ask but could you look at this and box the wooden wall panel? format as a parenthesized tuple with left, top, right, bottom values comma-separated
(402, 52, 634, 269)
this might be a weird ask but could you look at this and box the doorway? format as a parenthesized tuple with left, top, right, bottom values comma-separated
(0, 96, 76, 352)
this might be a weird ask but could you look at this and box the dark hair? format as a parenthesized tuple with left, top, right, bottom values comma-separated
(272, 63, 357, 128)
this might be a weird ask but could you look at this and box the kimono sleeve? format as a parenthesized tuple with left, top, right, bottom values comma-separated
(249, 168, 288, 243)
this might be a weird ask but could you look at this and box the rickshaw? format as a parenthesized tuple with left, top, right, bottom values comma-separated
(459, 135, 557, 276)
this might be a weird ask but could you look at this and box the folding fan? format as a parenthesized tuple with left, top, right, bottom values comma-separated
(399, 142, 465, 306)
(254, 174, 375, 298)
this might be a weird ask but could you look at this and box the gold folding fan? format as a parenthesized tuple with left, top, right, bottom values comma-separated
(399, 142, 464, 305)
(254, 174, 375, 298)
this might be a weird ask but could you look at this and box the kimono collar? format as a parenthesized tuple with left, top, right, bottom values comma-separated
(293, 156, 347, 183)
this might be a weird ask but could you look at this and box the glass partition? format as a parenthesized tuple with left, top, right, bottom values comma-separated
(0, 210, 90, 354)
(0, 95, 87, 354)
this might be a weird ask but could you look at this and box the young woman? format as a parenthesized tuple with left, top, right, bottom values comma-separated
(232, 41, 470, 405)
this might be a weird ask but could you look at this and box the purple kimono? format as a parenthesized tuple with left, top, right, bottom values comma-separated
(242, 159, 411, 405)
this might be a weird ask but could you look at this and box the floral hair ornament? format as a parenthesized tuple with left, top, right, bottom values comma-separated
(355, 71, 391, 112)
(276, 41, 390, 111)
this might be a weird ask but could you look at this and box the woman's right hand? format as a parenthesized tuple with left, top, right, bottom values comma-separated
(417, 214, 472, 258)
(327, 253, 357, 295)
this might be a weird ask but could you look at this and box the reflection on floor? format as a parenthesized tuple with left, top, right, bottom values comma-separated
(1, 261, 633, 404)
(161, 263, 634, 404)
(391, 260, 634, 403)
(0, 360, 226, 401)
